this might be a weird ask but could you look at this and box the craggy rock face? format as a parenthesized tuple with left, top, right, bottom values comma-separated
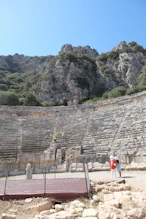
(0, 41, 145, 105)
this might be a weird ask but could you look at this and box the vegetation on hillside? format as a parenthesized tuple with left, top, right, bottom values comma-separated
(85, 71, 146, 104)
(0, 42, 146, 106)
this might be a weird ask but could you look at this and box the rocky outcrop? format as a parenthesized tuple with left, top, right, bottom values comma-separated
(0, 41, 146, 105)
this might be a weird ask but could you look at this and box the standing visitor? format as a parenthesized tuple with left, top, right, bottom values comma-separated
(115, 158, 121, 177)
(53, 135, 57, 142)
(62, 132, 64, 138)
(109, 155, 117, 178)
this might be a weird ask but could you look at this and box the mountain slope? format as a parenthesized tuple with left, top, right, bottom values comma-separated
(0, 41, 146, 106)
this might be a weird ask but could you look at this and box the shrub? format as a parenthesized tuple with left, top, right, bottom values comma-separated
(66, 53, 78, 63)
(133, 45, 145, 53)
(39, 56, 46, 64)
(137, 72, 146, 87)
(24, 94, 41, 106)
(102, 92, 108, 99)
(41, 101, 56, 106)
(109, 86, 127, 98)
(97, 53, 108, 63)
(0, 84, 8, 91)
(0, 91, 19, 105)
(108, 51, 119, 59)
(79, 95, 89, 103)
(76, 77, 89, 89)
(129, 41, 137, 47)
(126, 87, 140, 95)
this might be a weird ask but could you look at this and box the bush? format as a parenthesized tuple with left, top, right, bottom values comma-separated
(0, 91, 19, 105)
(66, 53, 78, 63)
(0, 84, 8, 91)
(126, 86, 146, 95)
(39, 56, 46, 64)
(97, 53, 108, 62)
(109, 86, 127, 98)
(129, 41, 137, 47)
(133, 45, 145, 53)
(126, 87, 140, 95)
(137, 72, 146, 87)
(102, 92, 108, 99)
(24, 94, 41, 106)
(108, 51, 119, 59)
(76, 77, 89, 89)
(41, 101, 56, 106)
(79, 95, 89, 103)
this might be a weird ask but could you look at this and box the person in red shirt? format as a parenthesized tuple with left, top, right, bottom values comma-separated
(109, 155, 117, 178)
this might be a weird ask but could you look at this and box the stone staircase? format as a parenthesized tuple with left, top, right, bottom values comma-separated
(0, 116, 18, 159)
(51, 113, 87, 150)
(82, 106, 126, 157)
(112, 101, 146, 154)
(20, 117, 53, 153)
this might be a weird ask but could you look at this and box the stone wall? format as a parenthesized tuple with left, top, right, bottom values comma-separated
(1, 91, 146, 175)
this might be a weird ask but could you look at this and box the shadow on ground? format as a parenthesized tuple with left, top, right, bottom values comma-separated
(121, 176, 135, 178)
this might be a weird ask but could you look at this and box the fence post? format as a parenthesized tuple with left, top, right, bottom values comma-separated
(84, 163, 91, 198)
(44, 167, 46, 197)
(4, 169, 8, 199)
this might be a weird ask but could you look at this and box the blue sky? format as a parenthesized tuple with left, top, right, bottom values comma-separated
(0, 0, 145, 56)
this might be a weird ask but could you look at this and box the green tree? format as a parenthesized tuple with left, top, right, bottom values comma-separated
(0, 84, 8, 91)
(109, 86, 127, 98)
(137, 72, 146, 87)
(24, 94, 41, 106)
(0, 91, 19, 105)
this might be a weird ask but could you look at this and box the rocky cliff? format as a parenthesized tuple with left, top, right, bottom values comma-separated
(0, 41, 146, 105)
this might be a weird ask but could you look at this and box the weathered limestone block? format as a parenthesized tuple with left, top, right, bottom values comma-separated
(9, 169, 25, 176)
(82, 208, 98, 217)
(1, 213, 16, 219)
(77, 163, 84, 172)
(34, 168, 42, 174)
(92, 162, 103, 171)
(69, 163, 77, 172)
(55, 204, 64, 211)
(47, 210, 75, 219)
(125, 162, 138, 170)
(103, 194, 114, 202)
(26, 163, 32, 179)
(127, 208, 145, 219)
(56, 164, 66, 173)
(88, 162, 93, 171)
(49, 165, 57, 173)
(26, 200, 54, 213)
(102, 161, 110, 170)
(137, 162, 146, 170)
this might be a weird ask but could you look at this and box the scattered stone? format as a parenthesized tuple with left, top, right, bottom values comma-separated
(26, 200, 54, 213)
(82, 208, 98, 217)
(55, 204, 64, 211)
(25, 198, 32, 203)
(92, 195, 100, 202)
(1, 213, 16, 219)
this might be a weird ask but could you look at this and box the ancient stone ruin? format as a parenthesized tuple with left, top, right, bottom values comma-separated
(1, 91, 146, 176)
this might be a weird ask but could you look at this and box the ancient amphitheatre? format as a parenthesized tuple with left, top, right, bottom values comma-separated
(1, 90, 146, 175)
(1, 91, 146, 218)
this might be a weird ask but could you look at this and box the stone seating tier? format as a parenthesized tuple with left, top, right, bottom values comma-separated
(1, 91, 146, 163)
